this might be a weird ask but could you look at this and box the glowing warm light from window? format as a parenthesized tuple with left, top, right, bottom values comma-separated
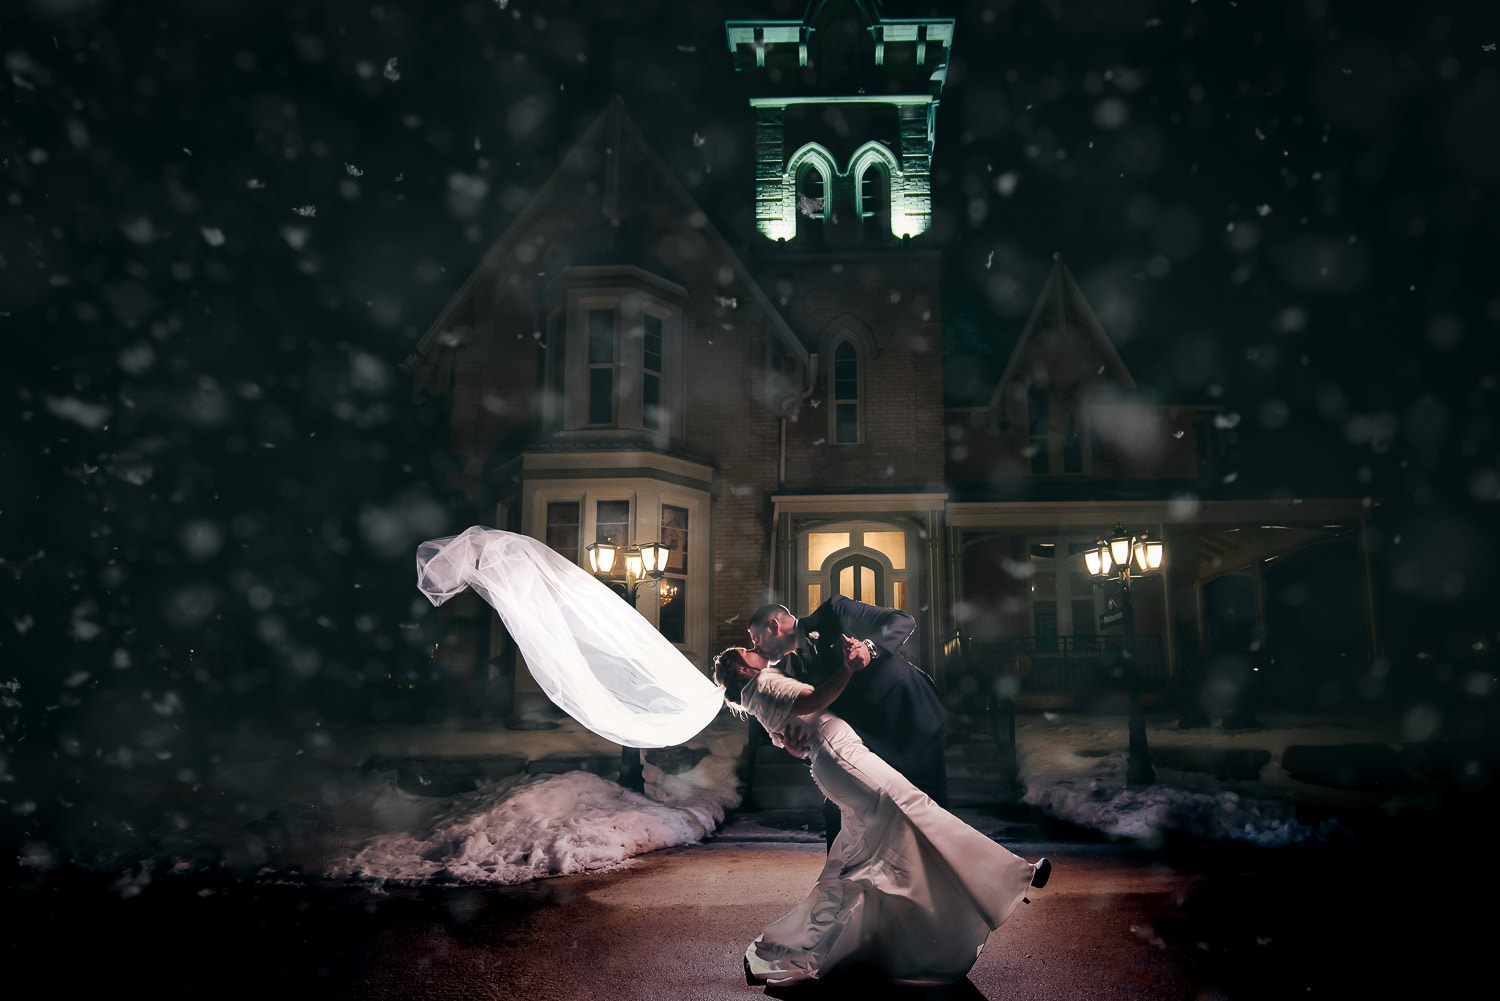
(808, 532, 850, 570)
(864, 531, 906, 569)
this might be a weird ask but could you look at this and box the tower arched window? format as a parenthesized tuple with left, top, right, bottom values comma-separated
(858, 163, 891, 242)
(797, 165, 827, 243)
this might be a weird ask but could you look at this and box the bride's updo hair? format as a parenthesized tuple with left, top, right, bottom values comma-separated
(711, 646, 754, 716)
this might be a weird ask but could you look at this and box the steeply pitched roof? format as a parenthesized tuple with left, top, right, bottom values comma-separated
(404, 97, 805, 381)
(986, 256, 1136, 414)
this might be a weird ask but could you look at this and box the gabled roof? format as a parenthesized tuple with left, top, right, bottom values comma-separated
(804, 0, 881, 29)
(403, 97, 806, 383)
(987, 256, 1136, 414)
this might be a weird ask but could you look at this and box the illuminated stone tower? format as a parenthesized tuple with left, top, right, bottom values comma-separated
(725, 0, 954, 247)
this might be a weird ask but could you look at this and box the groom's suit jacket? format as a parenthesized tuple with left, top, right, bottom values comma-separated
(783, 595, 950, 806)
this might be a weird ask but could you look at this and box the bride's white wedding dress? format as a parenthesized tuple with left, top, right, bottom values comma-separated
(741, 669, 1040, 987)
(414, 527, 1041, 987)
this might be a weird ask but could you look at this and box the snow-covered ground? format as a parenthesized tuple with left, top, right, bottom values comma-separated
(4, 703, 1457, 891)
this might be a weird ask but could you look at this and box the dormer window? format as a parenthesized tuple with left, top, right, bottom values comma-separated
(1028, 384, 1050, 474)
(1026, 382, 1090, 476)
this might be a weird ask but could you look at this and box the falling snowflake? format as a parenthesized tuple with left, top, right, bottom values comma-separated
(293, 204, 317, 217)
(714, 295, 737, 309)
(345, 163, 364, 177)
(247, 178, 265, 189)
(384, 57, 400, 81)
(200, 227, 225, 247)
(798, 195, 825, 218)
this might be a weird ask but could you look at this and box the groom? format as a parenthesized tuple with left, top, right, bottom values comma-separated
(748, 596, 950, 849)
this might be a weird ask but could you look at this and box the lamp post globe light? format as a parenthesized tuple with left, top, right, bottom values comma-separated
(587, 540, 671, 602)
(585, 539, 674, 792)
(1084, 524, 1164, 787)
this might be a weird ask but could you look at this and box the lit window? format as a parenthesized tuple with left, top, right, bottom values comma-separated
(595, 499, 630, 550)
(657, 505, 689, 643)
(836, 557, 879, 602)
(807, 531, 851, 570)
(863, 531, 906, 569)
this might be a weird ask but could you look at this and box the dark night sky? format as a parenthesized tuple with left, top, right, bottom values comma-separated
(1, 0, 1497, 751)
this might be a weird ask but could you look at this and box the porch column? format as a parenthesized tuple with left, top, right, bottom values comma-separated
(924, 508, 948, 685)
(1163, 524, 1210, 727)
(1358, 515, 1383, 662)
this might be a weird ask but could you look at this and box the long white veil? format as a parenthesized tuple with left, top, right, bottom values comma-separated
(415, 526, 725, 748)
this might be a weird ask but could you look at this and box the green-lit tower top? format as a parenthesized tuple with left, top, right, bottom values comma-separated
(725, 0, 955, 245)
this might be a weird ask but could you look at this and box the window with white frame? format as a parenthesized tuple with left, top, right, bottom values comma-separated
(801, 524, 910, 612)
(528, 480, 709, 656)
(552, 272, 683, 438)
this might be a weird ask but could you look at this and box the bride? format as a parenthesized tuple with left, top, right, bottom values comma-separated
(413, 527, 1050, 989)
(714, 644, 1050, 988)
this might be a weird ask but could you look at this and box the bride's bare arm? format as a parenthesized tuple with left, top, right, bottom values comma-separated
(789, 661, 856, 716)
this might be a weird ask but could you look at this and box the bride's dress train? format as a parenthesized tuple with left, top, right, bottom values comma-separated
(744, 712, 1039, 986)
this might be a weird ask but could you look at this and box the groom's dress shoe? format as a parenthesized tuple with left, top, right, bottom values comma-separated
(1031, 858, 1052, 889)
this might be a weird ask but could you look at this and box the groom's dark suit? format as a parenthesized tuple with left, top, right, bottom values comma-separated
(781, 595, 950, 847)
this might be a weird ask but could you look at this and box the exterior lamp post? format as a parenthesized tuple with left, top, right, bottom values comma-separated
(587, 540, 671, 602)
(585, 539, 673, 792)
(1084, 524, 1164, 787)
